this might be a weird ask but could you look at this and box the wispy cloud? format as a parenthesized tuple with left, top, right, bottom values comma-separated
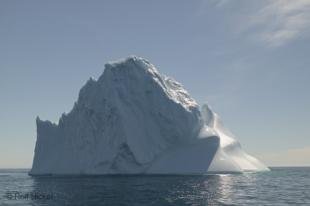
(249, 0, 310, 47)
(209, 0, 310, 47)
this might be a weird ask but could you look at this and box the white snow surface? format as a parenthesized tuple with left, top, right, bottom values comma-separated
(30, 56, 269, 175)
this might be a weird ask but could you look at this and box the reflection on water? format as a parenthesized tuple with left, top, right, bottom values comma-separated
(1, 168, 310, 205)
(217, 174, 234, 204)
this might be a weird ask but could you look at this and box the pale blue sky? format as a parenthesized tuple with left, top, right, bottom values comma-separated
(1, 0, 310, 168)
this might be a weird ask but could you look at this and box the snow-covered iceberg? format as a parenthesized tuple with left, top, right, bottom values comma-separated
(30, 56, 269, 175)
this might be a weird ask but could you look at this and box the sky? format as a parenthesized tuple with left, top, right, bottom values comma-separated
(0, 0, 310, 168)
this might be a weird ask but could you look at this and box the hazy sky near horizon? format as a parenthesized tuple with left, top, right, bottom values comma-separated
(1, 0, 310, 168)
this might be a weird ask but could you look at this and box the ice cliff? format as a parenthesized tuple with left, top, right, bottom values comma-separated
(30, 56, 269, 175)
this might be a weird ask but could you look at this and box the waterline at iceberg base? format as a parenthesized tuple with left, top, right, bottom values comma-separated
(30, 56, 269, 175)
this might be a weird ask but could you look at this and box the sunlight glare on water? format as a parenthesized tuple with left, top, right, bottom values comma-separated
(0, 168, 309, 205)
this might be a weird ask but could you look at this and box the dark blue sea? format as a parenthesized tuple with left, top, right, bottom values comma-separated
(0, 167, 309, 205)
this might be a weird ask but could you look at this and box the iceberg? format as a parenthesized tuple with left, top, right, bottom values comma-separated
(30, 56, 268, 175)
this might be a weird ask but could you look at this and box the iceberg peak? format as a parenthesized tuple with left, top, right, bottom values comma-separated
(104, 56, 157, 76)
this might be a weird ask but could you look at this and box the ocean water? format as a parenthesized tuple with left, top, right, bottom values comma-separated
(0, 167, 309, 206)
